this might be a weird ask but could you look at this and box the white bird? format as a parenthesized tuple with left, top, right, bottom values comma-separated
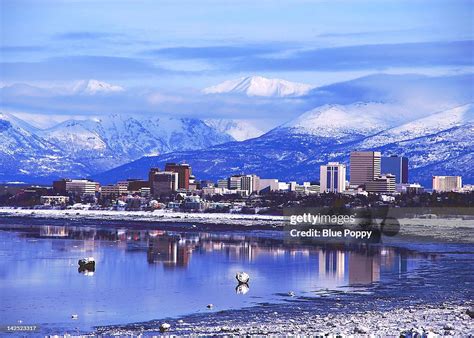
(236, 271, 250, 284)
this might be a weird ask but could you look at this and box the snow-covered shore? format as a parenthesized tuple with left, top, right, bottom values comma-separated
(0, 207, 286, 226)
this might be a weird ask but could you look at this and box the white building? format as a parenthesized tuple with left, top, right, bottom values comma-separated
(320, 162, 346, 193)
(259, 179, 279, 192)
(227, 174, 260, 195)
(66, 179, 98, 196)
(40, 195, 69, 205)
(432, 176, 462, 192)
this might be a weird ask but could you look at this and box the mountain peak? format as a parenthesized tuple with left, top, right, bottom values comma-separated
(203, 76, 314, 97)
(72, 79, 125, 95)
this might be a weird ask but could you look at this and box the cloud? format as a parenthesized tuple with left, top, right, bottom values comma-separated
(231, 40, 474, 72)
(54, 31, 121, 40)
(1, 73, 472, 130)
(0, 55, 172, 81)
(144, 44, 292, 59)
(0, 45, 48, 53)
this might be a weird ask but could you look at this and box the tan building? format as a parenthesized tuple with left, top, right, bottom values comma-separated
(432, 176, 462, 192)
(350, 151, 381, 187)
(101, 185, 120, 197)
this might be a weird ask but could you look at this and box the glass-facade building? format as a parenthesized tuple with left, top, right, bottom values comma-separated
(381, 156, 408, 184)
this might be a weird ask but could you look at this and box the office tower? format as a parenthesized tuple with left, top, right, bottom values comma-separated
(432, 176, 462, 192)
(365, 174, 396, 193)
(149, 171, 178, 196)
(350, 151, 381, 186)
(381, 155, 408, 184)
(320, 162, 346, 193)
(165, 163, 191, 190)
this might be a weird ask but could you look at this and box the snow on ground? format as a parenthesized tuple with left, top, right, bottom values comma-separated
(0, 207, 286, 226)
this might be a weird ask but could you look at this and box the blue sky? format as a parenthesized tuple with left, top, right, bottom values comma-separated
(0, 0, 473, 124)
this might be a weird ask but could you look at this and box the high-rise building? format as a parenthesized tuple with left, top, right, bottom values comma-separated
(149, 170, 178, 196)
(320, 162, 346, 193)
(432, 176, 462, 192)
(381, 155, 408, 184)
(165, 163, 191, 190)
(350, 151, 381, 186)
(365, 174, 396, 193)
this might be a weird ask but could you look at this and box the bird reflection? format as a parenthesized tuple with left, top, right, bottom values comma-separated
(235, 283, 249, 295)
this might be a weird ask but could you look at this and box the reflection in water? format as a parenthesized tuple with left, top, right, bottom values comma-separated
(14, 225, 423, 285)
(0, 222, 433, 333)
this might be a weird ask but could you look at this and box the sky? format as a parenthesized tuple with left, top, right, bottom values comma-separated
(0, 0, 473, 126)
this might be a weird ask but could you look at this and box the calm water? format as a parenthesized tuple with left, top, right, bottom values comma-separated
(0, 219, 458, 334)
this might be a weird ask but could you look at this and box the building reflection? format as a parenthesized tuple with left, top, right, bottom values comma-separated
(17, 224, 431, 285)
(147, 234, 192, 268)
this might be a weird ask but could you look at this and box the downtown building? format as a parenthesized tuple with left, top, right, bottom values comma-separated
(349, 151, 381, 187)
(53, 179, 99, 196)
(149, 168, 179, 197)
(164, 163, 191, 190)
(320, 162, 346, 193)
(365, 174, 396, 193)
(432, 176, 462, 192)
(223, 174, 260, 195)
(381, 155, 408, 184)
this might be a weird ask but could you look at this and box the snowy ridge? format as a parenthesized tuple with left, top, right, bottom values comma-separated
(203, 76, 314, 97)
(72, 79, 125, 95)
(95, 103, 474, 186)
(360, 103, 474, 148)
(1, 113, 234, 182)
(277, 102, 405, 139)
(204, 119, 265, 141)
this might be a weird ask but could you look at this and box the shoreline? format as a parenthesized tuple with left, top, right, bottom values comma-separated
(0, 207, 285, 227)
(96, 301, 474, 336)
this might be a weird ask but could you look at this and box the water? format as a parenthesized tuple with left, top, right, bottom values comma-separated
(0, 218, 471, 335)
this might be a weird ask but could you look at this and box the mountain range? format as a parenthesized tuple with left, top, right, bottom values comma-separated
(1, 74, 473, 186)
(94, 103, 474, 187)
(0, 112, 233, 183)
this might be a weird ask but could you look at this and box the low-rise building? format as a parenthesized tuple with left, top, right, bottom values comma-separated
(65, 179, 99, 196)
(40, 195, 69, 205)
(365, 174, 396, 193)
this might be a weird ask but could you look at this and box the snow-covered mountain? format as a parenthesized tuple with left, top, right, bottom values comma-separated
(203, 76, 314, 97)
(275, 102, 410, 141)
(94, 103, 474, 187)
(359, 103, 474, 148)
(0, 112, 88, 183)
(71, 79, 125, 95)
(0, 113, 234, 183)
(204, 119, 265, 141)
